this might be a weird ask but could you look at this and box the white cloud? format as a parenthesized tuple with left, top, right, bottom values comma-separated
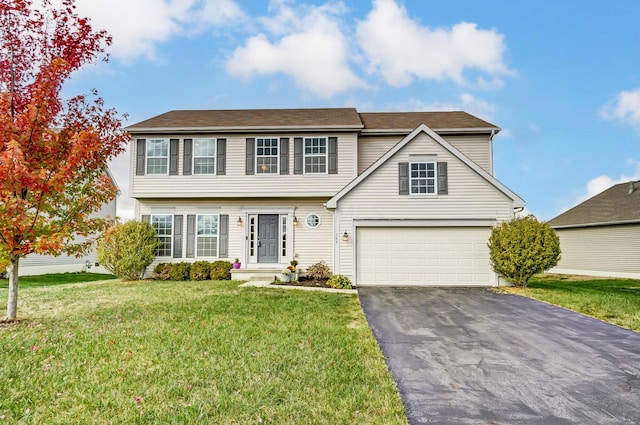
(392, 94, 496, 122)
(225, 1, 365, 98)
(74, 0, 245, 62)
(356, 0, 512, 87)
(600, 88, 640, 130)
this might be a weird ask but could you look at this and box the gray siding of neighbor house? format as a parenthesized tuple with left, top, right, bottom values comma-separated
(550, 223, 640, 278)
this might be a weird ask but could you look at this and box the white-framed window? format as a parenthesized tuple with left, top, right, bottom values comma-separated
(256, 138, 278, 174)
(147, 139, 169, 175)
(196, 214, 219, 257)
(304, 137, 327, 174)
(410, 162, 436, 194)
(306, 213, 321, 228)
(151, 214, 173, 256)
(193, 138, 216, 175)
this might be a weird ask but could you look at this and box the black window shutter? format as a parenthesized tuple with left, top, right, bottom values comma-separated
(141, 214, 150, 224)
(183, 139, 192, 175)
(246, 138, 255, 175)
(217, 139, 226, 175)
(169, 139, 179, 175)
(136, 139, 146, 175)
(399, 162, 409, 195)
(294, 137, 303, 174)
(437, 162, 448, 195)
(219, 214, 229, 258)
(328, 137, 338, 174)
(186, 215, 196, 258)
(173, 215, 183, 258)
(280, 138, 289, 175)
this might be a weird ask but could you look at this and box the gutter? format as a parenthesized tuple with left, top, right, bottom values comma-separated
(125, 124, 364, 134)
(551, 219, 640, 229)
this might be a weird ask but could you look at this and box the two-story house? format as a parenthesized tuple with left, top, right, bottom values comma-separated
(126, 108, 524, 286)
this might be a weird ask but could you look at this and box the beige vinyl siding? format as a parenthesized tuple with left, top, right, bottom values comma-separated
(336, 132, 513, 277)
(357, 133, 493, 175)
(550, 224, 640, 278)
(138, 198, 334, 275)
(19, 197, 118, 276)
(131, 133, 358, 198)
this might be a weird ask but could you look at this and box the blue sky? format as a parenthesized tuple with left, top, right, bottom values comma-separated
(65, 0, 640, 220)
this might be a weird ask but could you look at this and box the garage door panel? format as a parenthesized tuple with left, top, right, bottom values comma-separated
(356, 227, 493, 286)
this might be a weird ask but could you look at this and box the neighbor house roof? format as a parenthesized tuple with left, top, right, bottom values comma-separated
(358, 111, 499, 133)
(126, 108, 364, 133)
(548, 181, 640, 228)
(126, 108, 499, 134)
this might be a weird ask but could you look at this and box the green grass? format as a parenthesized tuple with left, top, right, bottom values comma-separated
(0, 272, 117, 289)
(503, 274, 640, 331)
(0, 279, 406, 424)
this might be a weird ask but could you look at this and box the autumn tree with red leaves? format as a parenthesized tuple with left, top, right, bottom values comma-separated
(0, 0, 127, 321)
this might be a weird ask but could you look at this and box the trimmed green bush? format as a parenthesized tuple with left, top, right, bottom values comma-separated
(327, 274, 353, 289)
(96, 220, 159, 280)
(169, 262, 191, 281)
(306, 260, 332, 280)
(210, 260, 233, 280)
(190, 261, 211, 281)
(488, 215, 561, 288)
(152, 263, 172, 281)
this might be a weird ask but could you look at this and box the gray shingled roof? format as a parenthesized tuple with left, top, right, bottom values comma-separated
(359, 111, 498, 131)
(126, 108, 497, 132)
(547, 181, 640, 228)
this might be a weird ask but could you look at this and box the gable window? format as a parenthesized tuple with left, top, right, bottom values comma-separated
(193, 138, 216, 174)
(410, 162, 436, 194)
(304, 137, 327, 173)
(256, 138, 278, 174)
(306, 213, 321, 228)
(196, 214, 219, 257)
(151, 214, 173, 256)
(147, 139, 169, 174)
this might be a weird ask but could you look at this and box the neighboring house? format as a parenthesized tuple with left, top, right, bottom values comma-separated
(18, 169, 120, 276)
(126, 108, 525, 286)
(547, 181, 640, 279)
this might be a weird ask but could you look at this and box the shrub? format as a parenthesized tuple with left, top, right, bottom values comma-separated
(327, 274, 352, 289)
(152, 263, 172, 281)
(305, 260, 331, 280)
(210, 260, 233, 280)
(488, 215, 561, 288)
(169, 262, 191, 281)
(97, 220, 159, 280)
(190, 261, 211, 281)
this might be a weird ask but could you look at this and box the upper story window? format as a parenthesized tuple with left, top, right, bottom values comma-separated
(304, 137, 327, 173)
(196, 214, 219, 257)
(256, 138, 278, 174)
(146, 139, 169, 175)
(151, 214, 173, 256)
(193, 138, 216, 175)
(410, 162, 436, 194)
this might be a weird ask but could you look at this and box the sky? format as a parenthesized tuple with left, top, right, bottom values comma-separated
(61, 0, 640, 220)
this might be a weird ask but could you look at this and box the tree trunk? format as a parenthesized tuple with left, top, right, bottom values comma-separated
(4, 255, 19, 321)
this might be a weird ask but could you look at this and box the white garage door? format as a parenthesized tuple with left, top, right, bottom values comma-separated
(356, 227, 493, 286)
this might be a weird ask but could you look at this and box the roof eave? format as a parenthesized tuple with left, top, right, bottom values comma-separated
(551, 219, 640, 229)
(125, 124, 364, 134)
(360, 127, 500, 135)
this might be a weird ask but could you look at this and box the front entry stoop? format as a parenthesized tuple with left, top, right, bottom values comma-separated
(231, 268, 281, 282)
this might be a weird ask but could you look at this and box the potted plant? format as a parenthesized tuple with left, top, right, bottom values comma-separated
(233, 258, 241, 269)
(281, 267, 292, 282)
(288, 260, 298, 281)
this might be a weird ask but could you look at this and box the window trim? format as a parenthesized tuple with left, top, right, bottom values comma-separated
(303, 136, 328, 175)
(146, 138, 169, 175)
(151, 213, 173, 257)
(409, 161, 437, 195)
(195, 213, 220, 258)
(255, 137, 279, 175)
(192, 138, 217, 175)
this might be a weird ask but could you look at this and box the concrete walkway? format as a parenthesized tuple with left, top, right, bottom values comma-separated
(359, 287, 640, 425)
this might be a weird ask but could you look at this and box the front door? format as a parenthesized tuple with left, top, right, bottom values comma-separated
(258, 214, 279, 263)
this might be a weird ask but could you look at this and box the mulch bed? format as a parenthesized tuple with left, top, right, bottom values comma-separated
(273, 277, 331, 288)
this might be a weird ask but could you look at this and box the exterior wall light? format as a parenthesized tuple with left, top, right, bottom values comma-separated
(342, 231, 349, 241)
(237, 216, 243, 226)
(293, 216, 298, 225)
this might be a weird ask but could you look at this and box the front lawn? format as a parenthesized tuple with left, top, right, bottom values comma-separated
(0, 272, 117, 289)
(0, 279, 406, 424)
(503, 274, 640, 331)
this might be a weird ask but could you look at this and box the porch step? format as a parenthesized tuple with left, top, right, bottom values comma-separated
(231, 268, 281, 282)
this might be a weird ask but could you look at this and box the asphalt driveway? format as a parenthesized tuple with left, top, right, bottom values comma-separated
(359, 287, 640, 425)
